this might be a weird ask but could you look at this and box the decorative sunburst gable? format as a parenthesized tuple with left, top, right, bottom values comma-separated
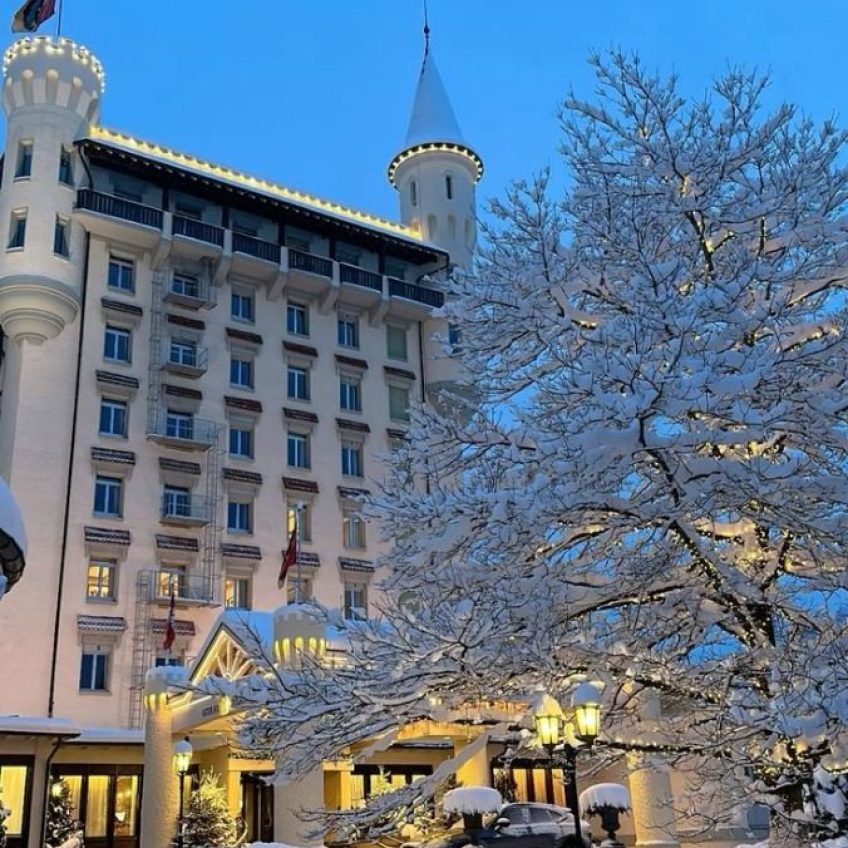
(190, 626, 258, 685)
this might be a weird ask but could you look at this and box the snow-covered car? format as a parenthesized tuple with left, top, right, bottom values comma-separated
(494, 802, 590, 848)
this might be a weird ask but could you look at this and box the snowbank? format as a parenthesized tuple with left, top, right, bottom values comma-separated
(443, 786, 503, 815)
(579, 783, 631, 813)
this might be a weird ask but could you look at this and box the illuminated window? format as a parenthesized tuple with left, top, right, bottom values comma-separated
(86, 560, 116, 601)
(225, 575, 251, 609)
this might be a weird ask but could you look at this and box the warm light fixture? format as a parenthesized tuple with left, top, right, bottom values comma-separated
(571, 681, 602, 744)
(172, 737, 193, 775)
(533, 691, 564, 750)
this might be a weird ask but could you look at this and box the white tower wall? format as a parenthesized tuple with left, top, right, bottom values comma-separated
(0, 37, 104, 716)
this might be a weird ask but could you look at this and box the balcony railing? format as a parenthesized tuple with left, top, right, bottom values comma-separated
(388, 278, 445, 308)
(149, 413, 218, 449)
(161, 494, 211, 525)
(164, 343, 208, 377)
(340, 263, 383, 293)
(233, 232, 281, 264)
(147, 570, 214, 604)
(172, 215, 225, 247)
(76, 189, 163, 229)
(288, 248, 333, 279)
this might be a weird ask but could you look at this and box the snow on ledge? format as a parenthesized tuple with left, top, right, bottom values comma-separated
(579, 783, 631, 813)
(443, 786, 503, 815)
(0, 715, 81, 737)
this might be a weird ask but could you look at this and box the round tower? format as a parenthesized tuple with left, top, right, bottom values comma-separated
(0, 36, 104, 343)
(388, 44, 482, 271)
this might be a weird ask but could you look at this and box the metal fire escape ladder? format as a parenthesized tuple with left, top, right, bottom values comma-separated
(201, 426, 224, 603)
(128, 269, 168, 728)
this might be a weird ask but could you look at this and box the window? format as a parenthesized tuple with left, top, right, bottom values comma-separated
(344, 582, 368, 620)
(231, 290, 254, 322)
(14, 140, 32, 178)
(7, 210, 26, 249)
(387, 325, 408, 360)
(230, 355, 254, 389)
(287, 431, 310, 469)
(448, 323, 462, 352)
(163, 485, 191, 519)
(0, 761, 31, 841)
(232, 219, 257, 237)
(79, 649, 109, 691)
(286, 576, 312, 604)
(285, 228, 312, 253)
(99, 399, 127, 438)
(343, 509, 366, 549)
(389, 385, 411, 422)
(446, 174, 453, 200)
(286, 301, 309, 335)
(341, 440, 364, 477)
(166, 410, 194, 440)
(157, 566, 185, 598)
(58, 146, 73, 185)
(287, 365, 310, 400)
(287, 501, 312, 542)
(94, 476, 122, 517)
(155, 655, 184, 668)
(108, 256, 134, 292)
(170, 338, 198, 368)
(229, 425, 253, 459)
(338, 312, 359, 348)
(336, 243, 361, 266)
(339, 374, 362, 412)
(385, 259, 407, 281)
(175, 202, 201, 220)
(227, 499, 253, 533)
(86, 560, 116, 601)
(103, 325, 130, 363)
(224, 575, 251, 609)
(171, 272, 200, 298)
(410, 180, 417, 207)
(114, 179, 143, 202)
(53, 216, 70, 257)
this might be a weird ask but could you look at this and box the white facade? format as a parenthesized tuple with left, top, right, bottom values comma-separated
(0, 35, 467, 738)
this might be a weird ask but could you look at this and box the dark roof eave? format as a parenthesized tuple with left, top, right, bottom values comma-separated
(77, 139, 448, 265)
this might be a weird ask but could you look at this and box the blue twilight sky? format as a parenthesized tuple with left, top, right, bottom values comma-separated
(18, 0, 848, 223)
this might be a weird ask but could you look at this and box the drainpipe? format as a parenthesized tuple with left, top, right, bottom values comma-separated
(47, 230, 91, 716)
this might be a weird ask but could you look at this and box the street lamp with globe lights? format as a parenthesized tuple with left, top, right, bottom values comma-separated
(173, 737, 193, 848)
(533, 683, 603, 848)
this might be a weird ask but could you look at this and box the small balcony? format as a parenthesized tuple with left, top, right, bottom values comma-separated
(75, 189, 163, 249)
(172, 215, 225, 246)
(232, 232, 282, 282)
(161, 494, 211, 527)
(148, 414, 218, 451)
(163, 342, 208, 378)
(233, 232, 281, 264)
(171, 214, 225, 263)
(339, 263, 384, 307)
(148, 570, 215, 605)
(388, 278, 445, 308)
(163, 273, 208, 309)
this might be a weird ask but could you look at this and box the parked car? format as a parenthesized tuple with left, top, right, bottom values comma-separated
(494, 802, 590, 848)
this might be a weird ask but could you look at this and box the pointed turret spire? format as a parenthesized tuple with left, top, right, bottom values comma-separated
(388, 18, 482, 188)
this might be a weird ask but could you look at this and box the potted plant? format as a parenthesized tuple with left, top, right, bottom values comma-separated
(579, 783, 631, 847)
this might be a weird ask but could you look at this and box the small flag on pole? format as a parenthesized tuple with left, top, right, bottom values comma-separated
(162, 585, 177, 652)
(11, 0, 56, 33)
(278, 524, 297, 589)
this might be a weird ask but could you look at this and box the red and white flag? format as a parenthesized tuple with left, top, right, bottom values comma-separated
(162, 586, 176, 651)
(11, 0, 56, 33)
(278, 525, 297, 589)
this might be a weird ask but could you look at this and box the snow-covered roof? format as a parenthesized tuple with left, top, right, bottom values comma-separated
(0, 476, 26, 593)
(0, 715, 80, 737)
(404, 50, 465, 148)
(69, 727, 144, 745)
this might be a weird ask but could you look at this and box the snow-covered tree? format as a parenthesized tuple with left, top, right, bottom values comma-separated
(45, 780, 83, 848)
(182, 770, 236, 848)
(205, 53, 848, 847)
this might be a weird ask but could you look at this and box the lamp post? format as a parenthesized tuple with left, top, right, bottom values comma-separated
(173, 737, 193, 848)
(533, 683, 602, 848)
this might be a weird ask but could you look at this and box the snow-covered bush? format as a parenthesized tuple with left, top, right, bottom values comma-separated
(202, 51, 848, 846)
(0, 788, 8, 848)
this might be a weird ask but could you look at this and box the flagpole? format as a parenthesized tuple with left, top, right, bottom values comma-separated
(294, 502, 303, 603)
(56, 0, 62, 37)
